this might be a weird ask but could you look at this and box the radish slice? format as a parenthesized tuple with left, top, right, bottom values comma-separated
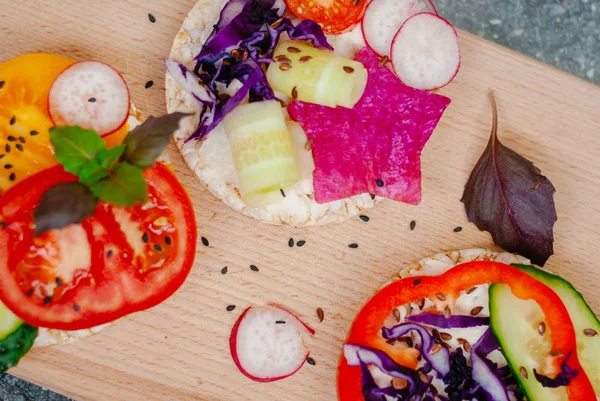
(230, 305, 314, 382)
(49, 61, 130, 137)
(391, 12, 460, 90)
(362, 0, 437, 57)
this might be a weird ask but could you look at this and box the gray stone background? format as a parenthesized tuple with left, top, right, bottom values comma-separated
(0, 0, 598, 400)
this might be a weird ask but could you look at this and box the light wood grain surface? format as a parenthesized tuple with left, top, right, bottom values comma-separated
(2, 1, 600, 400)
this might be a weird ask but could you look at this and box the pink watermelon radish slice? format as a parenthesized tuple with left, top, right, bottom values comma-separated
(287, 47, 451, 205)
(361, 0, 437, 57)
(230, 305, 315, 382)
(49, 61, 130, 137)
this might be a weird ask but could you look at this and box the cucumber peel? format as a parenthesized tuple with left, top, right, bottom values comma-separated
(0, 323, 38, 373)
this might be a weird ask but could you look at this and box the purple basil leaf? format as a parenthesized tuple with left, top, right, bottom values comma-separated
(461, 92, 557, 266)
(34, 182, 98, 236)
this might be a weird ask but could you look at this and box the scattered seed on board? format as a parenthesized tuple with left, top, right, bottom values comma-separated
(288, 238, 295, 248)
(299, 56, 313, 63)
(88, 97, 97, 103)
(454, 227, 463, 232)
(201, 237, 210, 247)
(296, 240, 306, 247)
(410, 220, 416, 231)
(470, 306, 483, 316)
(378, 56, 389, 67)
(221, 266, 228, 275)
(519, 366, 528, 379)
(584, 328, 598, 337)
(307, 357, 316, 365)
(393, 309, 401, 322)
(145, 80, 154, 89)
(317, 308, 324, 323)
(287, 46, 301, 53)
(348, 243, 359, 249)
(376, 179, 384, 187)
(250, 265, 259, 272)
(226, 305, 236, 312)
(148, 14, 156, 23)
(359, 215, 370, 222)
(538, 322, 546, 336)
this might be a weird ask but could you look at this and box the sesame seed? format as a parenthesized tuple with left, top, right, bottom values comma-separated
(463, 340, 472, 352)
(393, 309, 401, 322)
(359, 215, 370, 222)
(73, 304, 80, 312)
(145, 80, 154, 89)
(288, 238, 294, 247)
(470, 306, 483, 316)
(270, 18, 283, 29)
(250, 265, 259, 272)
(376, 179, 384, 187)
(370, 194, 376, 200)
(226, 305, 236, 312)
(148, 14, 156, 23)
(436, 293, 446, 301)
(467, 286, 478, 294)
(584, 328, 598, 337)
(30, 130, 39, 136)
(299, 56, 313, 63)
(378, 56, 389, 67)
(88, 97, 97, 103)
(291, 86, 298, 100)
(440, 332, 453, 341)
(287, 46, 301, 53)
(418, 370, 430, 384)
(275, 55, 291, 64)
(317, 308, 324, 322)
(201, 237, 209, 246)
(410, 220, 416, 230)
(307, 357, 316, 365)
(519, 366, 528, 379)
(296, 240, 306, 247)
(430, 343, 442, 355)
(9, 116, 16, 125)
(538, 322, 546, 335)
(343, 66, 355, 73)
(221, 266, 228, 275)
(279, 64, 292, 71)
(444, 306, 452, 319)
(348, 243, 359, 249)
(44, 296, 52, 305)
(142, 232, 149, 243)
(549, 349, 563, 357)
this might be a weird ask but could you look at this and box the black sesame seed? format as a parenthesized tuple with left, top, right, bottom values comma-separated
(142, 232, 149, 243)
(307, 358, 316, 366)
(73, 304, 81, 312)
(221, 266, 228, 275)
(0, 81, 4, 89)
(288, 238, 294, 247)
(250, 264, 259, 272)
(280, 189, 286, 197)
(88, 97, 97, 103)
(9, 116, 16, 125)
(410, 220, 416, 231)
(145, 80, 154, 89)
(165, 236, 172, 245)
(9, 173, 15, 182)
(7, 136, 16, 142)
(376, 179, 384, 187)
(44, 296, 52, 305)
(226, 305, 236, 312)
(296, 240, 306, 247)
(275, 321, 286, 324)
(348, 243, 359, 249)
(16, 144, 23, 152)
(55, 277, 63, 287)
(413, 279, 422, 286)
(148, 14, 156, 23)
(453, 227, 463, 233)
(359, 215, 370, 222)
(30, 130, 39, 136)
(154, 244, 163, 252)
(107, 250, 114, 258)
(201, 237, 209, 246)
(4, 164, 13, 169)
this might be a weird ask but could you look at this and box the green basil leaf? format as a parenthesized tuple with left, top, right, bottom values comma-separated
(121, 112, 190, 169)
(34, 182, 98, 236)
(50, 126, 106, 176)
(79, 160, 109, 186)
(0, 324, 38, 373)
(98, 145, 126, 170)
(89, 162, 148, 206)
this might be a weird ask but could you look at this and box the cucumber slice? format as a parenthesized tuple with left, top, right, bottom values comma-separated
(266, 41, 368, 109)
(515, 264, 600, 394)
(0, 302, 37, 373)
(223, 100, 300, 207)
(489, 284, 569, 401)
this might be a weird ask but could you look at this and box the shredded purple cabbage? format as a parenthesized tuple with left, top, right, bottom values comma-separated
(470, 329, 510, 401)
(166, 0, 332, 141)
(382, 323, 451, 377)
(407, 313, 490, 329)
(534, 351, 579, 388)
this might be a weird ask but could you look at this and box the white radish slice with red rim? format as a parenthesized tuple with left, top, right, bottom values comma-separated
(49, 61, 130, 137)
(230, 305, 315, 382)
(361, 0, 437, 57)
(391, 12, 460, 90)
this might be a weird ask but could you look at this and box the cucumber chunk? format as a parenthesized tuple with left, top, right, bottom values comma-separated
(490, 264, 600, 400)
(0, 302, 38, 373)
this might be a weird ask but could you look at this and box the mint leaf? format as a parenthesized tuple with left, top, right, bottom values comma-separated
(98, 145, 126, 170)
(79, 160, 109, 186)
(122, 112, 189, 168)
(50, 126, 107, 176)
(89, 162, 148, 206)
(34, 182, 98, 236)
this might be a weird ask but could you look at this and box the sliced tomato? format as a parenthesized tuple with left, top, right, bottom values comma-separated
(337, 261, 597, 401)
(285, 0, 368, 34)
(0, 163, 197, 330)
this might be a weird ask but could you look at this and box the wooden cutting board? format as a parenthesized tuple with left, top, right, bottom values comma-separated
(2, 1, 600, 400)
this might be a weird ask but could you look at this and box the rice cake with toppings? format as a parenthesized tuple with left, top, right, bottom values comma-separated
(165, 0, 382, 226)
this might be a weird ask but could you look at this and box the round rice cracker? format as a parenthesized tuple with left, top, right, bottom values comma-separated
(35, 105, 163, 348)
(165, 0, 381, 227)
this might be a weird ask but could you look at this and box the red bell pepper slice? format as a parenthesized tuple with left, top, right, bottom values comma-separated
(337, 261, 596, 401)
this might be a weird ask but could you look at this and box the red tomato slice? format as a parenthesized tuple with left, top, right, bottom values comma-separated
(0, 163, 197, 330)
(285, 0, 368, 34)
